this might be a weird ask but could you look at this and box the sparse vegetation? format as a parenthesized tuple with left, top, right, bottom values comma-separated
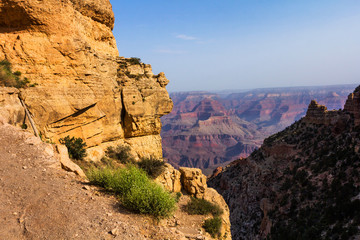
(87, 165, 176, 218)
(137, 156, 166, 179)
(105, 145, 134, 164)
(128, 57, 142, 65)
(0, 59, 33, 88)
(105, 145, 166, 178)
(266, 120, 360, 239)
(185, 197, 223, 217)
(59, 136, 87, 160)
(174, 192, 182, 203)
(203, 217, 222, 238)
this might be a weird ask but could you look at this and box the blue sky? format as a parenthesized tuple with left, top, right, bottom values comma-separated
(110, 1, 360, 92)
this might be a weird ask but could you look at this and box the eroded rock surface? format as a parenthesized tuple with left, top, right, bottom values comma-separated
(0, 87, 24, 128)
(179, 167, 207, 199)
(204, 188, 231, 240)
(154, 163, 182, 193)
(0, 0, 172, 161)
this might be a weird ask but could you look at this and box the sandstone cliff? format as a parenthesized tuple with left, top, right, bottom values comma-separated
(208, 86, 360, 239)
(0, 0, 172, 160)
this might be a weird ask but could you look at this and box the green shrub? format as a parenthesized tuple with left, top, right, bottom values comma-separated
(87, 166, 118, 189)
(87, 166, 176, 218)
(203, 217, 222, 238)
(122, 179, 176, 218)
(0, 59, 32, 88)
(59, 136, 87, 160)
(105, 145, 134, 164)
(174, 192, 182, 203)
(185, 197, 223, 217)
(128, 57, 141, 65)
(137, 156, 166, 178)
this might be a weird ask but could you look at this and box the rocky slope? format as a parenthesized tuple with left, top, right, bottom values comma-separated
(0, 0, 172, 161)
(0, 119, 231, 240)
(208, 86, 360, 239)
(161, 85, 356, 171)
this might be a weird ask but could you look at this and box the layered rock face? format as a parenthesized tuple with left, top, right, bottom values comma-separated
(161, 94, 262, 171)
(208, 86, 360, 239)
(0, 0, 172, 160)
(162, 85, 355, 171)
(344, 86, 360, 126)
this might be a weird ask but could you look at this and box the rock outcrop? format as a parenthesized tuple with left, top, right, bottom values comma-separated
(303, 100, 347, 126)
(204, 188, 231, 239)
(155, 165, 231, 239)
(0, 0, 172, 161)
(154, 163, 182, 193)
(179, 167, 207, 199)
(0, 87, 24, 128)
(55, 144, 86, 177)
(344, 86, 360, 126)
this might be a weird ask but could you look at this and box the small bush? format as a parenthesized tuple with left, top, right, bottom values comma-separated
(174, 192, 182, 203)
(203, 217, 222, 238)
(87, 166, 118, 190)
(105, 145, 134, 164)
(0, 59, 32, 88)
(122, 179, 176, 218)
(128, 57, 141, 65)
(59, 136, 87, 160)
(185, 197, 223, 217)
(87, 166, 176, 218)
(137, 156, 166, 178)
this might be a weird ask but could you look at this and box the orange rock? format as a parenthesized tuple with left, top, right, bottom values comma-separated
(0, 0, 172, 161)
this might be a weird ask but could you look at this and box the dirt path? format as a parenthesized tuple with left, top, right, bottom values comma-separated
(0, 121, 213, 240)
(0, 123, 173, 239)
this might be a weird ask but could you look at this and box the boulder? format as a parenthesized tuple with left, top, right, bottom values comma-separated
(204, 188, 231, 240)
(179, 167, 207, 199)
(0, 87, 24, 128)
(55, 144, 86, 178)
(154, 163, 181, 192)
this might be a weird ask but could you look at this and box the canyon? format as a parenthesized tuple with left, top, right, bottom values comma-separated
(161, 84, 356, 173)
(1, 1, 359, 240)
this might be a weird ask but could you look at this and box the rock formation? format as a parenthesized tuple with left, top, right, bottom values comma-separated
(154, 163, 182, 193)
(179, 167, 208, 199)
(155, 165, 231, 239)
(0, 87, 24, 128)
(208, 86, 360, 239)
(344, 86, 360, 126)
(0, 0, 172, 160)
(303, 100, 347, 126)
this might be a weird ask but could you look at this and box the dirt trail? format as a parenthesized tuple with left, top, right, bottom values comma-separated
(0, 122, 205, 240)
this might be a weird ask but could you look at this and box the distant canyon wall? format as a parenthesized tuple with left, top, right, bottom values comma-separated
(161, 85, 356, 171)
